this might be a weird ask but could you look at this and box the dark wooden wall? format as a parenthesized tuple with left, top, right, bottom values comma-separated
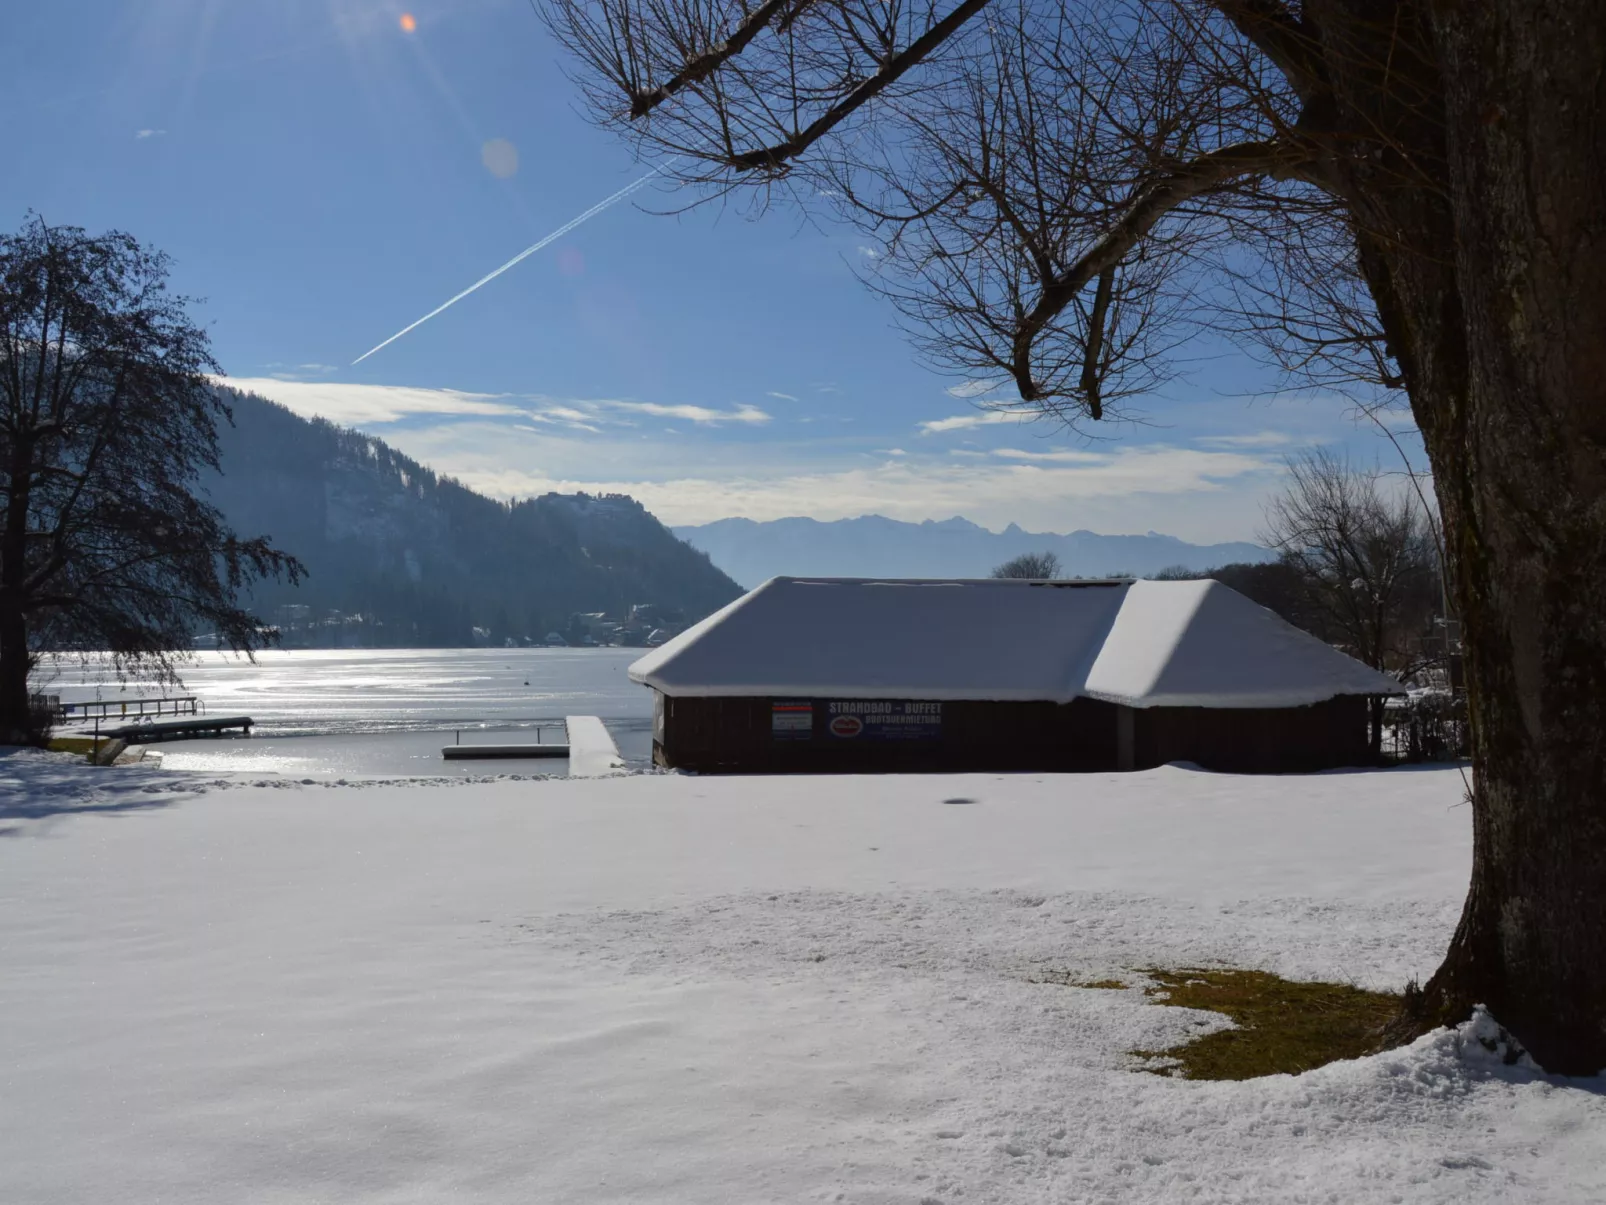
(655, 692, 1377, 775)
(655, 694, 1118, 774)
(1131, 695, 1374, 773)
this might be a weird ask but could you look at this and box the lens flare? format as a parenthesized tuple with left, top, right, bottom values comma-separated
(399, 13, 417, 33)
(481, 138, 519, 179)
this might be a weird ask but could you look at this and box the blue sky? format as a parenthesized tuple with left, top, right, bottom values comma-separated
(3, 0, 1426, 542)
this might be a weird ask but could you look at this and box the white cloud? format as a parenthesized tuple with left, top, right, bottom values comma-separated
(377, 414, 1280, 540)
(602, 401, 771, 425)
(1194, 431, 1296, 449)
(523, 408, 604, 434)
(439, 447, 1275, 534)
(918, 410, 1030, 434)
(221, 377, 523, 424)
(222, 379, 772, 430)
(518, 404, 605, 433)
(135, 128, 166, 140)
(990, 448, 1108, 464)
(766, 391, 799, 402)
(946, 378, 1008, 398)
(221, 378, 1308, 542)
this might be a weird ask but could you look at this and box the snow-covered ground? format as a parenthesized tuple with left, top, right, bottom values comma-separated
(2, 752, 1601, 1203)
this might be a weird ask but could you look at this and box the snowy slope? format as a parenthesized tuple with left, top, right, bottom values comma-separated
(2, 752, 1601, 1204)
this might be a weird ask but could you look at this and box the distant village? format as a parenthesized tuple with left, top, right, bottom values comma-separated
(249, 602, 688, 651)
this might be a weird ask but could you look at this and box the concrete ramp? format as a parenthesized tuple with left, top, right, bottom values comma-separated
(565, 716, 626, 777)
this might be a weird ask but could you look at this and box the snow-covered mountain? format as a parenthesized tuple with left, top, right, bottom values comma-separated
(672, 515, 1273, 589)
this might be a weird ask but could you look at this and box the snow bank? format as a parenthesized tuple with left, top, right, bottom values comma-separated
(3, 753, 1600, 1204)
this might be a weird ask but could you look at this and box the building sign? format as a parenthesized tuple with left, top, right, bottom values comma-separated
(771, 701, 814, 740)
(826, 700, 942, 742)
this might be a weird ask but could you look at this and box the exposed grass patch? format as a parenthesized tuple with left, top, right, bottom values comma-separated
(47, 737, 101, 757)
(1131, 968, 1401, 1080)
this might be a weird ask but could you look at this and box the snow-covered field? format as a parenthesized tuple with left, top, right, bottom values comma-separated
(2, 753, 1601, 1203)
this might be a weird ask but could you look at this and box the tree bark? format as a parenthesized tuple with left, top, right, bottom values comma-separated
(1334, 0, 1606, 1074)
(0, 600, 32, 744)
(0, 433, 35, 744)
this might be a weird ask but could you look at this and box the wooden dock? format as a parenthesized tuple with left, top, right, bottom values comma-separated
(438, 717, 622, 771)
(565, 715, 625, 776)
(442, 721, 568, 760)
(441, 743, 571, 760)
(100, 716, 254, 743)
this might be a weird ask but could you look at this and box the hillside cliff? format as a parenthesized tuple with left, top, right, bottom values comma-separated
(205, 388, 741, 646)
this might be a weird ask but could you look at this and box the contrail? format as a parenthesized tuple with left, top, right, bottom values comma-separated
(352, 160, 676, 365)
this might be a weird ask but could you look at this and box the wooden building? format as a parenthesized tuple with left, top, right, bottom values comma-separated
(629, 577, 1402, 774)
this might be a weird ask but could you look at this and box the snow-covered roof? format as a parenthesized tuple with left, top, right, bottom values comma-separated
(629, 577, 1127, 702)
(1081, 578, 1403, 708)
(630, 577, 1402, 708)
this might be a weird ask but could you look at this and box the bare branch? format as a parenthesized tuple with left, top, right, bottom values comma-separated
(726, 0, 995, 171)
(1011, 136, 1304, 400)
(1207, 1, 1325, 101)
(628, 0, 812, 118)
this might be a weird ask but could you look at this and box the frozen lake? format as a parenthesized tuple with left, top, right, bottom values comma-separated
(33, 648, 652, 777)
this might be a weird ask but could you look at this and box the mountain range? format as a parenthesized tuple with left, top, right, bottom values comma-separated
(672, 516, 1273, 589)
(206, 388, 742, 646)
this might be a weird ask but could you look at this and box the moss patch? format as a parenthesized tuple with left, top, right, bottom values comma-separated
(1131, 968, 1401, 1080)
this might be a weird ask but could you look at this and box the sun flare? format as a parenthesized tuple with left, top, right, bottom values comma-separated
(399, 12, 417, 33)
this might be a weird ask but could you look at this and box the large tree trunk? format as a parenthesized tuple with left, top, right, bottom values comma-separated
(0, 435, 35, 744)
(1332, 0, 1606, 1074)
(0, 601, 33, 744)
(1405, 0, 1606, 1077)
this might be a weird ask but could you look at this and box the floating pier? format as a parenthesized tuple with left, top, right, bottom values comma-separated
(442, 721, 567, 760)
(442, 743, 570, 760)
(438, 717, 623, 773)
(100, 715, 254, 743)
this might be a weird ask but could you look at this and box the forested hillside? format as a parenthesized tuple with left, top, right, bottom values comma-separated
(205, 387, 741, 646)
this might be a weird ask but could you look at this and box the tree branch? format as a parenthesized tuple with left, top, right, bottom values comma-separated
(725, 0, 994, 171)
(1012, 137, 1305, 401)
(1208, 0, 1326, 102)
(1078, 268, 1116, 420)
(629, 0, 812, 118)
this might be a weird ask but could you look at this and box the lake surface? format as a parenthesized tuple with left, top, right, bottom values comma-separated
(34, 648, 653, 777)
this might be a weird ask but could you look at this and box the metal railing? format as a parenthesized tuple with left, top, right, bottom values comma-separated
(58, 696, 205, 722)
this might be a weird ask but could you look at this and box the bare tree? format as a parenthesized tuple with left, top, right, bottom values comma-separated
(542, 0, 1606, 1071)
(0, 217, 302, 742)
(1264, 450, 1439, 673)
(991, 550, 1061, 578)
(1263, 449, 1439, 752)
